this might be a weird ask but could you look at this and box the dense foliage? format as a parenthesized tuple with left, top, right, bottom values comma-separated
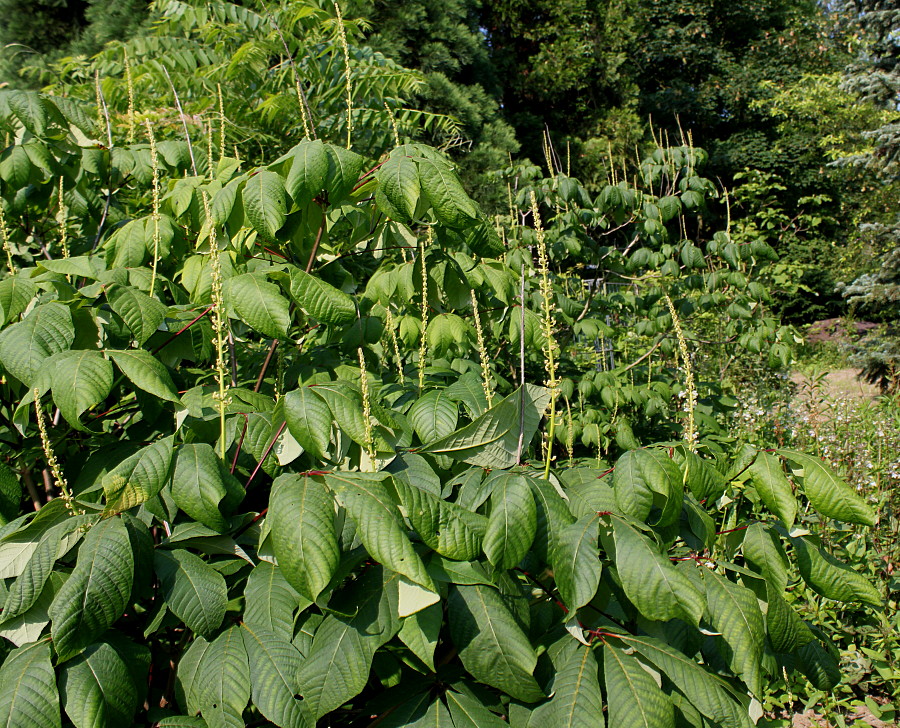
(0, 26, 885, 722)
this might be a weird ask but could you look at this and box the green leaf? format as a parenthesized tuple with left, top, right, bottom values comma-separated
(422, 385, 551, 469)
(296, 567, 400, 719)
(59, 641, 138, 728)
(408, 390, 458, 444)
(242, 170, 287, 241)
(108, 350, 181, 404)
(287, 268, 356, 326)
(172, 444, 237, 532)
(269, 474, 339, 602)
(613, 449, 683, 527)
(445, 690, 508, 728)
(702, 568, 765, 696)
(483, 474, 536, 570)
(0, 463, 21, 525)
(551, 514, 602, 612)
(394, 479, 486, 561)
(283, 387, 332, 461)
(9, 91, 51, 136)
(747, 452, 796, 528)
(778, 450, 875, 526)
(105, 283, 168, 345)
(0, 277, 37, 326)
(792, 536, 882, 606)
(176, 637, 212, 715)
(154, 549, 227, 636)
(376, 154, 420, 222)
(241, 624, 309, 728)
(602, 642, 673, 728)
(741, 522, 789, 592)
(225, 273, 291, 339)
(0, 302, 75, 385)
(325, 472, 433, 590)
(417, 157, 479, 229)
(765, 585, 814, 653)
(323, 144, 364, 203)
(623, 633, 754, 728)
(49, 518, 135, 660)
(285, 140, 328, 208)
(196, 626, 250, 727)
(448, 584, 543, 703)
(244, 562, 309, 639)
(46, 350, 113, 430)
(0, 640, 61, 728)
(398, 602, 441, 670)
(102, 436, 175, 515)
(530, 476, 576, 562)
(609, 516, 704, 626)
(550, 644, 604, 727)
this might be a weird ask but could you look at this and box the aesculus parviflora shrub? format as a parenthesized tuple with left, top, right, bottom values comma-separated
(0, 88, 882, 727)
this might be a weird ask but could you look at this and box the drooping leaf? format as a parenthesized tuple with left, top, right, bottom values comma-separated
(792, 536, 882, 606)
(448, 584, 543, 703)
(283, 387, 332, 461)
(417, 157, 479, 229)
(551, 513, 602, 613)
(422, 385, 551, 469)
(172, 443, 238, 532)
(778, 450, 875, 526)
(49, 517, 135, 660)
(242, 170, 287, 241)
(602, 642, 673, 728)
(482, 474, 536, 570)
(407, 390, 458, 444)
(0, 302, 75, 385)
(0, 640, 61, 728)
(747, 452, 796, 528)
(102, 436, 175, 515)
(196, 626, 250, 727)
(612, 448, 683, 527)
(241, 624, 310, 728)
(268, 474, 339, 602)
(444, 690, 508, 728)
(175, 637, 212, 716)
(741, 522, 789, 592)
(609, 516, 704, 626)
(0, 463, 21, 525)
(244, 561, 309, 639)
(225, 273, 291, 339)
(376, 154, 420, 222)
(285, 140, 328, 208)
(323, 144, 364, 203)
(154, 549, 227, 636)
(45, 350, 113, 430)
(59, 641, 139, 728)
(108, 350, 182, 404)
(398, 602, 441, 670)
(325, 472, 433, 590)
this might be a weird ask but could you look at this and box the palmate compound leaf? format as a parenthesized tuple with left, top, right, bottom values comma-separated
(608, 516, 705, 626)
(394, 479, 486, 561)
(107, 350, 182, 404)
(551, 513, 602, 613)
(448, 584, 543, 703)
(49, 517, 134, 661)
(482, 474, 536, 570)
(283, 387, 332, 461)
(58, 640, 139, 728)
(621, 633, 755, 728)
(244, 561, 311, 639)
(603, 642, 673, 728)
(154, 549, 227, 637)
(747, 451, 797, 528)
(324, 472, 433, 590)
(296, 567, 401, 719)
(102, 436, 175, 515)
(268, 474, 339, 602)
(196, 626, 250, 728)
(792, 536, 882, 606)
(241, 624, 310, 728)
(421, 385, 551, 469)
(778, 449, 876, 526)
(0, 302, 74, 385)
(612, 448, 683, 527)
(701, 568, 765, 697)
(0, 639, 61, 728)
(224, 273, 291, 340)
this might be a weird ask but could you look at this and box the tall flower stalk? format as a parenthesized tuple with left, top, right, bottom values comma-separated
(664, 292, 698, 451)
(471, 289, 493, 407)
